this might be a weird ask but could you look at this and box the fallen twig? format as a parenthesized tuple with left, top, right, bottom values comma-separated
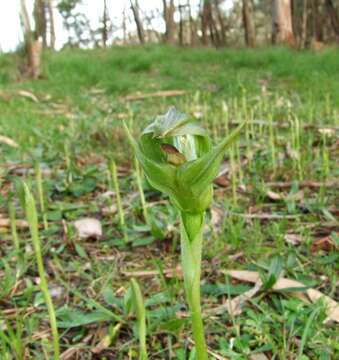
(266, 180, 338, 189)
(121, 90, 187, 101)
(230, 213, 300, 220)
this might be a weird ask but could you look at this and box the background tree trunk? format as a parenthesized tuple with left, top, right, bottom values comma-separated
(201, 0, 210, 45)
(21, 0, 42, 79)
(102, 0, 109, 47)
(325, 0, 339, 37)
(272, 0, 295, 45)
(214, 0, 227, 46)
(47, 0, 55, 49)
(34, 0, 47, 47)
(187, 1, 197, 46)
(130, 0, 145, 44)
(163, 0, 176, 44)
(300, 0, 308, 48)
(242, 0, 256, 47)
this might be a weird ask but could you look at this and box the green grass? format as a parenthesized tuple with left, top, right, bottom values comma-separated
(0, 45, 338, 359)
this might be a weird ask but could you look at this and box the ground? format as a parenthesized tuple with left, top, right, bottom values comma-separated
(0, 46, 338, 359)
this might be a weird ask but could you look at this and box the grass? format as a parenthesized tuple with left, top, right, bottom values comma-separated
(0, 45, 338, 359)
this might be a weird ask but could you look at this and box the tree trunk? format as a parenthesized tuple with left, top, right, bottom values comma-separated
(163, 0, 176, 44)
(325, 0, 339, 37)
(272, 0, 295, 45)
(130, 0, 145, 44)
(201, 0, 219, 46)
(313, 0, 324, 42)
(201, 0, 210, 45)
(122, 8, 127, 44)
(242, 0, 256, 47)
(20, 0, 42, 79)
(188, 0, 198, 46)
(178, 5, 184, 46)
(47, 0, 55, 49)
(214, 0, 227, 46)
(34, 0, 47, 47)
(300, 0, 308, 47)
(102, 0, 108, 47)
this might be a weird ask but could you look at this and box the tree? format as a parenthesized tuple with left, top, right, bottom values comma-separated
(163, 0, 176, 44)
(272, 0, 295, 45)
(130, 0, 146, 44)
(47, 0, 56, 49)
(213, 0, 227, 46)
(242, 0, 256, 47)
(20, 0, 43, 79)
(34, 0, 47, 47)
(325, 0, 339, 38)
(201, 0, 222, 46)
(101, 0, 111, 47)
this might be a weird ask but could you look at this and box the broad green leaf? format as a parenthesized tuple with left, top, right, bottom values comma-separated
(56, 307, 115, 328)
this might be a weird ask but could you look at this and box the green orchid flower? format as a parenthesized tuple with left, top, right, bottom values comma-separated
(124, 107, 245, 214)
(124, 107, 245, 360)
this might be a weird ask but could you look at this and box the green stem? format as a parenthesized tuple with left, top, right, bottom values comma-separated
(24, 184, 59, 360)
(180, 212, 208, 360)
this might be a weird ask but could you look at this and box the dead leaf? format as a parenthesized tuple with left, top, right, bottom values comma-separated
(0, 135, 19, 148)
(73, 218, 102, 239)
(311, 236, 335, 252)
(223, 270, 339, 323)
(214, 175, 230, 187)
(250, 354, 269, 360)
(0, 219, 29, 229)
(266, 190, 283, 201)
(318, 128, 335, 136)
(210, 206, 224, 232)
(92, 323, 122, 354)
(60, 334, 93, 360)
(213, 281, 262, 316)
(17, 90, 39, 103)
(285, 233, 302, 246)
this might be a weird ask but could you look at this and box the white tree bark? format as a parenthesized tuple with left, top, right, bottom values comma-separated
(272, 0, 295, 45)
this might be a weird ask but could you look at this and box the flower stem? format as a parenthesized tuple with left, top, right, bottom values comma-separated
(180, 212, 208, 360)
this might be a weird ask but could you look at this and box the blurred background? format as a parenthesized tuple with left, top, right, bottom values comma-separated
(1, 0, 338, 54)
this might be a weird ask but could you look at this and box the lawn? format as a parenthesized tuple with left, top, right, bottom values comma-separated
(0, 45, 338, 359)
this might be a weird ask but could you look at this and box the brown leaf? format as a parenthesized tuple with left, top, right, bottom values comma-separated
(224, 281, 262, 316)
(73, 218, 102, 239)
(284, 233, 303, 246)
(92, 323, 122, 354)
(250, 354, 269, 360)
(223, 270, 339, 323)
(266, 190, 283, 201)
(0, 219, 29, 229)
(311, 236, 335, 252)
(214, 175, 230, 187)
(17, 90, 39, 103)
(0, 135, 19, 148)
